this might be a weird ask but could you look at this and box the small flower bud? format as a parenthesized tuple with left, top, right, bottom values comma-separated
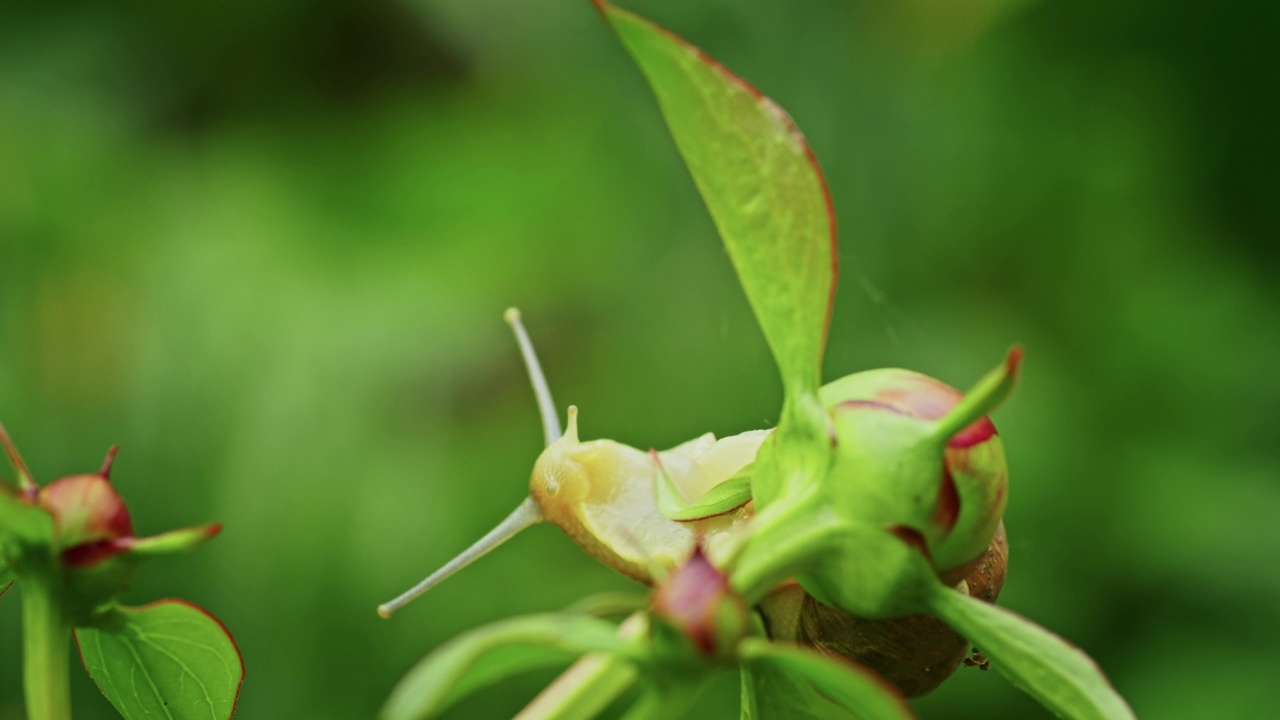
(651, 546, 749, 659)
(819, 349, 1018, 582)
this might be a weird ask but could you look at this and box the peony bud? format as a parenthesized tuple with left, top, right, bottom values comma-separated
(651, 546, 750, 660)
(1, 431, 220, 623)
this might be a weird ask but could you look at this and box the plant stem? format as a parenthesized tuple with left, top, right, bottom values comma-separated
(21, 559, 72, 720)
(515, 613, 647, 720)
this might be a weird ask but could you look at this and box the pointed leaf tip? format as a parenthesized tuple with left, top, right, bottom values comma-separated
(127, 523, 223, 558)
(597, 1, 837, 398)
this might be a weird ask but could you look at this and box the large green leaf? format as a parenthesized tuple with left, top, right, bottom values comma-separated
(75, 600, 244, 720)
(738, 638, 913, 719)
(381, 614, 635, 720)
(597, 1, 837, 396)
(924, 584, 1134, 719)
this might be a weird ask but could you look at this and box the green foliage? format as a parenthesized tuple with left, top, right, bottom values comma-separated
(1, 429, 240, 719)
(655, 462, 752, 521)
(2, 0, 1274, 718)
(739, 638, 914, 719)
(923, 585, 1133, 720)
(381, 614, 634, 720)
(382, 3, 1135, 718)
(75, 601, 243, 720)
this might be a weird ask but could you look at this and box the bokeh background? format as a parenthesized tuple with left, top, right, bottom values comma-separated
(2, 0, 1276, 717)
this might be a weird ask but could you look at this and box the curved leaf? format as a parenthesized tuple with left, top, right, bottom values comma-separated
(597, 1, 837, 396)
(655, 460, 752, 521)
(381, 614, 635, 720)
(738, 638, 913, 719)
(924, 584, 1134, 719)
(75, 599, 244, 720)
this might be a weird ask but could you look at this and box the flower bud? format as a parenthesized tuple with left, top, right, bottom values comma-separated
(0, 435, 222, 623)
(772, 348, 1019, 619)
(651, 546, 749, 659)
(826, 350, 1016, 562)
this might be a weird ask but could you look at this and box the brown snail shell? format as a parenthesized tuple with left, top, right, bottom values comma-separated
(761, 523, 1008, 698)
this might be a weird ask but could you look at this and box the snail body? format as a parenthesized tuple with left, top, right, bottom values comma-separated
(379, 310, 1011, 697)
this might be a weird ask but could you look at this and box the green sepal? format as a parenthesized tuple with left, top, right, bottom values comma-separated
(127, 523, 222, 558)
(655, 458, 753, 522)
(75, 600, 244, 720)
(729, 492, 844, 605)
(932, 346, 1023, 447)
(381, 614, 639, 720)
(596, 0, 837, 398)
(738, 638, 914, 719)
(923, 582, 1134, 719)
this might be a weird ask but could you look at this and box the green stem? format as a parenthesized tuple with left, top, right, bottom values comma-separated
(21, 562, 72, 720)
(729, 495, 840, 604)
(515, 613, 646, 720)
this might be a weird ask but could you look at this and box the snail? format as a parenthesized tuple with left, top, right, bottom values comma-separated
(378, 309, 1009, 697)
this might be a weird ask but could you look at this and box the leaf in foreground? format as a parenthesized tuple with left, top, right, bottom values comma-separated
(381, 614, 633, 720)
(923, 583, 1134, 719)
(740, 657, 859, 720)
(76, 600, 243, 720)
(738, 638, 914, 719)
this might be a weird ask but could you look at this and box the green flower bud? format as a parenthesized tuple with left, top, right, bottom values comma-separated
(785, 348, 1021, 618)
(818, 363, 1010, 575)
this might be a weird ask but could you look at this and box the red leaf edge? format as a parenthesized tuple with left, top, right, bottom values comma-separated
(75, 598, 245, 719)
(592, 0, 840, 372)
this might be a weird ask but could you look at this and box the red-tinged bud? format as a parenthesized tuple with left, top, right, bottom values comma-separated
(799, 349, 1019, 618)
(39, 475, 135, 551)
(819, 367, 1008, 575)
(651, 546, 749, 659)
(0, 438, 222, 623)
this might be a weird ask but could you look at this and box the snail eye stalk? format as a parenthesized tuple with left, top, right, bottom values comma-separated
(505, 307, 562, 447)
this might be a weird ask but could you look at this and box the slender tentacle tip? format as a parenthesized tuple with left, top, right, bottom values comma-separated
(504, 307, 563, 446)
(376, 497, 546, 619)
(378, 310, 568, 619)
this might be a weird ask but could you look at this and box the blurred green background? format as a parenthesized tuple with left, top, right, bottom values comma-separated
(2, 0, 1276, 717)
